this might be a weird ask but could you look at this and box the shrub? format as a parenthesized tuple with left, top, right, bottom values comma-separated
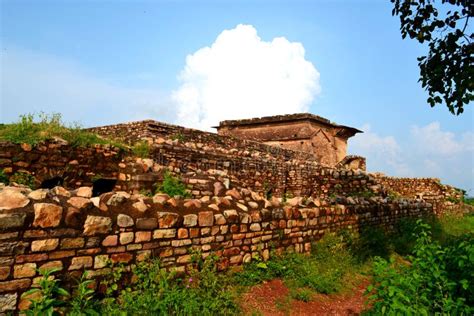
(0, 169, 9, 184)
(9, 171, 36, 189)
(22, 268, 69, 316)
(156, 171, 191, 198)
(0, 113, 124, 148)
(352, 225, 390, 262)
(366, 220, 474, 315)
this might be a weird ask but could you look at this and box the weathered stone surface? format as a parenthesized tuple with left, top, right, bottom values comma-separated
(152, 194, 169, 204)
(67, 197, 91, 209)
(153, 229, 176, 239)
(0, 188, 29, 210)
(236, 203, 248, 212)
(65, 207, 81, 227)
(117, 214, 134, 227)
(39, 261, 63, 272)
(226, 188, 242, 200)
(51, 186, 71, 197)
(60, 237, 84, 249)
(0, 213, 26, 229)
(213, 182, 225, 196)
(157, 212, 180, 228)
(13, 263, 36, 278)
(31, 239, 59, 252)
(76, 187, 92, 198)
(208, 203, 219, 211)
(28, 189, 49, 200)
(0, 278, 31, 292)
(0, 267, 10, 280)
(223, 209, 239, 222)
(120, 232, 134, 245)
(33, 203, 63, 228)
(135, 231, 151, 243)
(214, 214, 226, 225)
(136, 218, 158, 230)
(83, 216, 112, 236)
(0, 293, 17, 311)
(69, 256, 93, 270)
(102, 235, 118, 247)
(94, 255, 109, 269)
(111, 253, 133, 263)
(132, 200, 148, 212)
(198, 211, 214, 227)
(177, 228, 188, 239)
(183, 214, 198, 227)
(106, 191, 130, 206)
(250, 223, 261, 232)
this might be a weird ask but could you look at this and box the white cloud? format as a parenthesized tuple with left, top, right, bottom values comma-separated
(349, 124, 411, 175)
(172, 24, 320, 131)
(349, 122, 474, 194)
(0, 48, 172, 126)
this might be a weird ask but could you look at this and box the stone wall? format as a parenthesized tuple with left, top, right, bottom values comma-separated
(374, 176, 464, 215)
(0, 184, 433, 312)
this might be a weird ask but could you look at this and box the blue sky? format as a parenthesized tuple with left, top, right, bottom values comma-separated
(1, 0, 472, 193)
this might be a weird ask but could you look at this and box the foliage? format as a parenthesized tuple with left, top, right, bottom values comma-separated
(68, 272, 99, 316)
(132, 141, 150, 158)
(99, 256, 239, 315)
(463, 196, 474, 206)
(170, 132, 186, 142)
(391, 0, 473, 115)
(351, 225, 391, 262)
(366, 220, 474, 315)
(156, 170, 191, 198)
(234, 233, 358, 294)
(22, 268, 69, 316)
(0, 113, 124, 148)
(0, 169, 9, 184)
(9, 171, 36, 189)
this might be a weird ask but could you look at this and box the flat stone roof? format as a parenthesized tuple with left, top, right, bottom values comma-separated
(215, 113, 363, 135)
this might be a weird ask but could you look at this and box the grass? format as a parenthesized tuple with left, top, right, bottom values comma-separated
(0, 113, 125, 148)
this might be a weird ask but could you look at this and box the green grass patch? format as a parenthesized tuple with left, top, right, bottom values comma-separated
(0, 113, 125, 148)
(155, 170, 191, 198)
(132, 141, 151, 158)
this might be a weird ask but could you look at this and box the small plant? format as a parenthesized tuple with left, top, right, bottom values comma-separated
(132, 141, 150, 158)
(0, 169, 9, 184)
(290, 287, 313, 302)
(68, 272, 99, 316)
(170, 132, 185, 142)
(156, 171, 191, 198)
(22, 268, 69, 316)
(139, 188, 153, 197)
(9, 171, 36, 189)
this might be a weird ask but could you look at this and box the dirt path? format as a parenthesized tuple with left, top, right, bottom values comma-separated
(241, 279, 370, 316)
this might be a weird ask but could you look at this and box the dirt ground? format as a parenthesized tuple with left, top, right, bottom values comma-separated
(241, 278, 370, 316)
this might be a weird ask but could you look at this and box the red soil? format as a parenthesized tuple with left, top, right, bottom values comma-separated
(241, 279, 370, 316)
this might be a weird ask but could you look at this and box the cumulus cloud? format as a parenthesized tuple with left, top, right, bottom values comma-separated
(0, 48, 172, 126)
(349, 122, 473, 194)
(349, 124, 411, 175)
(172, 24, 320, 131)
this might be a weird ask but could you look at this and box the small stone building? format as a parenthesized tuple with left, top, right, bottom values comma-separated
(215, 113, 362, 166)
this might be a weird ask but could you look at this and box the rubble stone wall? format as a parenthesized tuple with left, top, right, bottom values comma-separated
(0, 184, 433, 312)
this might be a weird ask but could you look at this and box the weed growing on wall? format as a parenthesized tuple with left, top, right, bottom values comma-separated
(9, 171, 36, 189)
(132, 141, 151, 158)
(156, 170, 191, 198)
(0, 113, 125, 148)
(0, 169, 9, 184)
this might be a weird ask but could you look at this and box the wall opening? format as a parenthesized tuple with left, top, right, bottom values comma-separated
(40, 176, 64, 189)
(92, 179, 117, 197)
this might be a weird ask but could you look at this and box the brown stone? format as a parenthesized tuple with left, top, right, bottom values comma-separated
(0, 267, 10, 280)
(159, 248, 173, 258)
(83, 215, 112, 235)
(49, 250, 75, 259)
(94, 255, 109, 269)
(65, 207, 81, 227)
(136, 218, 158, 230)
(135, 231, 151, 243)
(223, 209, 239, 222)
(157, 212, 180, 228)
(177, 255, 191, 264)
(102, 235, 118, 247)
(60, 237, 84, 249)
(214, 182, 225, 196)
(0, 279, 31, 293)
(31, 239, 59, 252)
(198, 211, 214, 227)
(111, 253, 133, 263)
(0, 293, 17, 311)
(67, 197, 91, 209)
(177, 228, 189, 239)
(28, 189, 49, 200)
(33, 203, 63, 228)
(189, 228, 200, 238)
(214, 214, 226, 225)
(76, 187, 93, 198)
(51, 186, 71, 197)
(133, 200, 148, 212)
(15, 253, 48, 263)
(183, 214, 198, 227)
(39, 261, 63, 272)
(69, 256, 93, 270)
(0, 188, 30, 210)
(117, 214, 134, 227)
(226, 188, 242, 200)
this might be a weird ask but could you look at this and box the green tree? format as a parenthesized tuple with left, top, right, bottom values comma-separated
(391, 0, 473, 115)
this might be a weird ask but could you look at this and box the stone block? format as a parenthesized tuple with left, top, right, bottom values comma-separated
(69, 256, 93, 270)
(33, 203, 63, 228)
(83, 215, 112, 236)
(60, 237, 84, 249)
(136, 218, 158, 230)
(0, 293, 17, 311)
(135, 231, 151, 243)
(102, 235, 118, 247)
(117, 214, 134, 228)
(153, 229, 176, 239)
(183, 214, 198, 227)
(0, 188, 29, 211)
(198, 211, 214, 227)
(0, 213, 26, 229)
(31, 239, 59, 252)
(13, 263, 36, 278)
(157, 212, 180, 228)
(120, 232, 134, 245)
(0, 279, 31, 293)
